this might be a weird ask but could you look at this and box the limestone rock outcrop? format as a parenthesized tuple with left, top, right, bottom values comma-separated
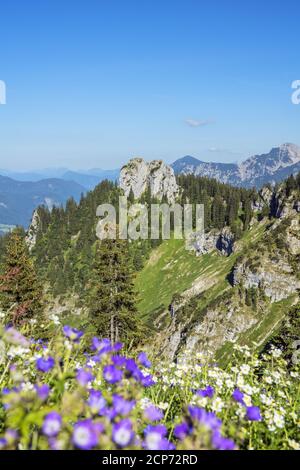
(25, 210, 40, 252)
(119, 158, 179, 203)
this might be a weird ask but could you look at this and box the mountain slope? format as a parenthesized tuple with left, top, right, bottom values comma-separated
(172, 143, 300, 188)
(0, 175, 85, 227)
(137, 180, 300, 362)
(135, 219, 267, 322)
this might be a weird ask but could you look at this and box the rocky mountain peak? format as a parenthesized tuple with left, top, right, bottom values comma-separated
(119, 157, 179, 202)
(278, 143, 300, 163)
(172, 143, 300, 188)
(238, 143, 300, 183)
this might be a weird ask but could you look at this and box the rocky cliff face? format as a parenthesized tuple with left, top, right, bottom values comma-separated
(119, 158, 179, 203)
(273, 190, 300, 219)
(187, 227, 235, 256)
(232, 261, 300, 303)
(183, 301, 257, 359)
(232, 213, 300, 303)
(25, 209, 40, 252)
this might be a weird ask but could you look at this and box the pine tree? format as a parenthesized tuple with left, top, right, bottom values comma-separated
(199, 190, 211, 229)
(242, 198, 253, 231)
(226, 193, 239, 227)
(212, 193, 225, 229)
(89, 232, 143, 345)
(0, 230, 43, 325)
(128, 187, 135, 204)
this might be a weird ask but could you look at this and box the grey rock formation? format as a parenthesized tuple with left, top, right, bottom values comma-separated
(260, 186, 273, 206)
(187, 230, 218, 255)
(119, 158, 179, 203)
(182, 306, 257, 357)
(294, 201, 300, 213)
(274, 191, 300, 219)
(216, 227, 235, 255)
(188, 227, 235, 256)
(25, 210, 40, 252)
(232, 215, 300, 303)
(233, 262, 300, 302)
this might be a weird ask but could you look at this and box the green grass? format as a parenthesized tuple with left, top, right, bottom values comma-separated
(135, 220, 268, 320)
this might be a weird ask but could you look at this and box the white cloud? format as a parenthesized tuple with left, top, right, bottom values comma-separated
(185, 118, 214, 128)
(208, 147, 241, 156)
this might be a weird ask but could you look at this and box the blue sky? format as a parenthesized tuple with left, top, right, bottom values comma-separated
(0, 0, 299, 170)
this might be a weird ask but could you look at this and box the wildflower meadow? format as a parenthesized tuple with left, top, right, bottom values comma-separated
(0, 318, 299, 451)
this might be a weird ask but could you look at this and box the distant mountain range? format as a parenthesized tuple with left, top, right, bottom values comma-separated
(0, 168, 119, 230)
(0, 176, 85, 229)
(171, 143, 300, 188)
(0, 168, 120, 189)
(1, 143, 300, 230)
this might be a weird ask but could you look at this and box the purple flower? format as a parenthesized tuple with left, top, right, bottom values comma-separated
(36, 357, 55, 373)
(140, 373, 155, 387)
(103, 365, 123, 384)
(87, 390, 106, 414)
(188, 406, 221, 430)
(144, 425, 173, 450)
(197, 385, 215, 398)
(0, 438, 7, 449)
(94, 422, 105, 434)
(174, 422, 190, 440)
(212, 430, 236, 450)
(63, 325, 83, 342)
(5, 429, 18, 445)
(4, 327, 30, 347)
(204, 412, 222, 430)
(125, 358, 139, 375)
(112, 342, 123, 352)
(161, 440, 176, 450)
(112, 419, 134, 448)
(232, 388, 245, 405)
(91, 337, 111, 354)
(35, 384, 50, 401)
(112, 355, 127, 367)
(48, 437, 65, 450)
(42, 412, 62, 437)
(113, 394, 135, 416)
(72, 419, 99, 450)
(144, 405, 164, 421)
(188, 406, 207, 422)
(99, 406, 117, 420)
(246, 406, 262, 422)
(138, 352, 151, 368)
(76, 368, 94, 387)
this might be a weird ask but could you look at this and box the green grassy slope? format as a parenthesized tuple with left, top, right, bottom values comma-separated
(135, 221, 267, 320)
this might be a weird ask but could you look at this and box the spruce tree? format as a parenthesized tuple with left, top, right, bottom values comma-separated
(212, 193, 225, 229)
(242, 198, 253, 231)
(0, 230, 43, 326)
(128, 187, 135, 204)
(89, 232, 143, 345)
